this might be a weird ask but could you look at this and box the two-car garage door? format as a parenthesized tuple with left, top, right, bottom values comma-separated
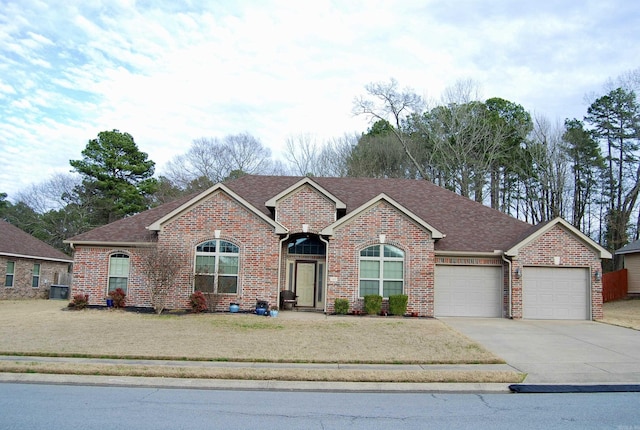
(435, 265, 591, 320)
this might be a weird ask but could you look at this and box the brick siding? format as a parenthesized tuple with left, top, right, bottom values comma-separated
(0, 256, 71, 299)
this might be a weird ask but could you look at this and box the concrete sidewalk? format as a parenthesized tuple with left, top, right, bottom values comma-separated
(0, 354, 517, 393)
(441, 318, 640, 384)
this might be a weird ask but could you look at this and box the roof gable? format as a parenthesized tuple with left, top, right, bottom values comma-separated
(320, 193, 444, 238)
(505, 217, 612, 259)
(0, 219, 72, 262)
(265, 177, 346, 210)
(147, 183, 287, 234)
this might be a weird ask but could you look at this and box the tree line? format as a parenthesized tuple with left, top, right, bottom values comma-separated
(1, 69, 639, 269)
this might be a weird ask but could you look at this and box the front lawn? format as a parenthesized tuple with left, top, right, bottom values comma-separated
(0, 300, 499, 364)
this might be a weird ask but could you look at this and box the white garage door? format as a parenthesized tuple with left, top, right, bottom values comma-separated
(435, 265, 503, 317)
(523, 267, 590, 320)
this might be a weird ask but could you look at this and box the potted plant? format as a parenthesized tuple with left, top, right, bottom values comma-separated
(229, 302, 240, 313)
(270, 306, 279, 318)
(105, 296, 114, 308)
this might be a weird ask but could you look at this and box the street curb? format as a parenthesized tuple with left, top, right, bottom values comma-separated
(0, 373, 512, 393)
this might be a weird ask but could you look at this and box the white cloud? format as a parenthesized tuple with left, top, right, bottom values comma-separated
(0, 0, 639, 200)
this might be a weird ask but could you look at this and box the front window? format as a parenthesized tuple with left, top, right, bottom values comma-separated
(32, 263, 40, 288)
(195, 240, 239, 294)
(359, 244, 404, 297)
(108, 253, 130, 293)
(5, 261, 14, 287)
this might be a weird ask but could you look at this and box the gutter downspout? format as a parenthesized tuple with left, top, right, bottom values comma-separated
(277, 233, 290, 310)
(501, 252, 513, 319)
(319, 235, 330, 314)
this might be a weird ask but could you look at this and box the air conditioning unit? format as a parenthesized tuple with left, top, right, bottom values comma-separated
(49, 285, 70, 300)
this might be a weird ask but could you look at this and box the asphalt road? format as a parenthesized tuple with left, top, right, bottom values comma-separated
(1, 382, 639, 429)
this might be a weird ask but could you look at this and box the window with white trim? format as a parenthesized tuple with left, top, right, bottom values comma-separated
(5, 261, 14, 287)
(359, 244, 404, 297)
(108, 253, 130, 293)
(195, 240, 239, 294)
(32, 263, 40, 288)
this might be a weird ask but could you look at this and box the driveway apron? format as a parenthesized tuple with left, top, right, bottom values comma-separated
(441, 318, 640, 383)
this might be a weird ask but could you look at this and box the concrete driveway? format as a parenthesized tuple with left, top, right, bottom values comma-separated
(441, 318, 640, 383)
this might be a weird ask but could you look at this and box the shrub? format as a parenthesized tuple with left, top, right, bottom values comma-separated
(71, 293, 89, 310)
(189, 291, 207, 313)
(388, 294, 408, 316)
(364, 295, 382, 315)
(108, 288, 127, 308)
(334, 298, 349, 315)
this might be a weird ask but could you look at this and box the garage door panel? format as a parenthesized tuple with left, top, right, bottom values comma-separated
(523, 267, 589, 320)
(435, 266, 503, 317)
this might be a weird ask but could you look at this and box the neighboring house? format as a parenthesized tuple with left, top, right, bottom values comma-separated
(65, 175, 611, 320)
(614, 240, 640, 295)
(0, 219, 73, 299)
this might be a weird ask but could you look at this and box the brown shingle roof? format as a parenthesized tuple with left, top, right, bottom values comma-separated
(0, 219, 73, 262)
(67, 175, 533, 253)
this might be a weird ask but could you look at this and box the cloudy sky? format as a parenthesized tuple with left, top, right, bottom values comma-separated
(1, 0, 638, 200)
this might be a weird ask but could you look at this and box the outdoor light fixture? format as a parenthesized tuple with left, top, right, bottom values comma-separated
(595, 270, 601, 281)
(514, 268, 522, 279)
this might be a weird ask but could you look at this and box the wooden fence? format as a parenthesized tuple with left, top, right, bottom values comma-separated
(602, 269, 628, 302)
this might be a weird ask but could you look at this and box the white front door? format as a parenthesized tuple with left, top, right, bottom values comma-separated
(296, 262, 316, 307)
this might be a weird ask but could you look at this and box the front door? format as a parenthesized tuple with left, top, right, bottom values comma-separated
(295, 262, 316, 307)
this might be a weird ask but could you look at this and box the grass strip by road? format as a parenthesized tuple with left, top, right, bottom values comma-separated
(0, 361, 525, 383)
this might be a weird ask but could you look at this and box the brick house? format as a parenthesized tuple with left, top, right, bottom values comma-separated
(65, 175, 611, 319)
(1, 219, 73, 299)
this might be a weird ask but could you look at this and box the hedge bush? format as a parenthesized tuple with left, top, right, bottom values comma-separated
(364, 295, 382, 315)
(388, 294, 408, 316)
(108, 288, 127, 309)
(334, 298, 349, 315)
(189, 291, 207, 313)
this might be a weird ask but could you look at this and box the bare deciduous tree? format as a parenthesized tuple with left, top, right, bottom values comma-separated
(284, 133, 320, 176)
(353, 78, 428, 179)
(140, 247, 182, 314)
(163, 133, 276, 190)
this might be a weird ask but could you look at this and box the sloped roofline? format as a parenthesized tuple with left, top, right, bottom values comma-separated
(319, 193, 445, 238)
(615, 239, 640, 255)
(505, 217, 612, 259)
(0, 251, 73, 263)
(265, 176, 347, 209)
(146, 183, 288, 234)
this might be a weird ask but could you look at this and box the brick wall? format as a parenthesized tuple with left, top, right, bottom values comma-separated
(71, 191, 281, 310)
(275, 185, 336, 233)
(511, 224, 603, 320)
(325, 201, 435, 317)
(0, 256, 71, 299)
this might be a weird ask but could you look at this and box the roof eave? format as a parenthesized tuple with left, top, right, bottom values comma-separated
(63, 240, 157, 248)
(0, 252, 73, 263)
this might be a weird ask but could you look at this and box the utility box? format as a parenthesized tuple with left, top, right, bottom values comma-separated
(49, 285, 70, 300)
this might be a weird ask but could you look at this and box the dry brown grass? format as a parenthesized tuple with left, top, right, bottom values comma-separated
(0, 300, 500, 364)
(602, 298, 640, 330)
(0, 300, 525, 383)
(0, 361, 524, 383)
